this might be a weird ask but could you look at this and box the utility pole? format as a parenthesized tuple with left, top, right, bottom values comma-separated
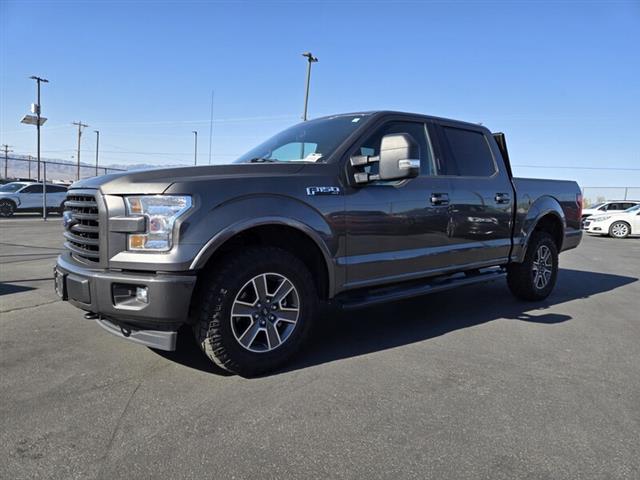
(29, 76, 48, 181)
(42, 161, 47, 221)
(72, 121, 89, 180)
(301, 52, 318, 121)
(1, 144, 12, 179)
(94, 130, 100, 176)
(28, 155, 32, 179)
(192, 130, 198, 166)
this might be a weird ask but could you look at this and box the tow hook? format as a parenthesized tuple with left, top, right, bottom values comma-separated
(120, 325, 132, 337)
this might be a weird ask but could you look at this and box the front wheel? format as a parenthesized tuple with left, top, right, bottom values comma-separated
(507, 232, 558, 301)
(192, 247, 318, 376)
(609, 221, 630, 239)
(0, 199, 15, 217)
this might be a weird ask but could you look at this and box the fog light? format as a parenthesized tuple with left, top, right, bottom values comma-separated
(136, 286, 149, 303)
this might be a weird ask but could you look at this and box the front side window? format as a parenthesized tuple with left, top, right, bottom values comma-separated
(235, 114, 370, 164)
(440, 126, 496, 177)
(354, 121, 434, 176)
(20, 185, 43, 193)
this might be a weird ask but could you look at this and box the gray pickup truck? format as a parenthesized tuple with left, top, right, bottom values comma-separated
(55, 111, 582, 376)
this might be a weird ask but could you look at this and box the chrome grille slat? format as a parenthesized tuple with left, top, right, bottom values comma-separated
(64, 200, 98, 208)
(64, 242, 101, 259)
(63, 231, 100, 246)
(64, 192, 101, 263)
(70, 223, 99, 234)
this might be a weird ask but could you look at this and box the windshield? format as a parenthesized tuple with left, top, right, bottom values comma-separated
(587, 203, 605, 209)
(234, 114, 369, 164)
(0, 182, 27, 192)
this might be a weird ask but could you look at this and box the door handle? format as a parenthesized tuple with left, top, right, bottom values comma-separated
(430, 193, 449, 205)
(495, 193, 511, 204)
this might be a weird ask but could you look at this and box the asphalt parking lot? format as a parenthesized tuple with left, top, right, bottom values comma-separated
(1, 216, 639, 480)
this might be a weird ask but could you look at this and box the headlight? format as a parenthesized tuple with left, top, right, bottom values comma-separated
(124, 195, 192, 251)
(591, 216, 610, 222)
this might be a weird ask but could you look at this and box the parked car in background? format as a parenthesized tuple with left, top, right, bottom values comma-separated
(581, 200, 640, 220)
(0, 182, 68, 217)
(583, 204, 640, 238)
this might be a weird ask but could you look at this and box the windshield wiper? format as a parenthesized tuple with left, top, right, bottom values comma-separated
(248, 157, 278, 163)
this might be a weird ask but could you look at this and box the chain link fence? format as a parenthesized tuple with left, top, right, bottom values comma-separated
(1, 156, 125, 184)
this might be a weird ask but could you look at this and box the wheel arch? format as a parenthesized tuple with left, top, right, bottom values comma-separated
(514, 196, 565, 263)
(191, 217, 334, 300)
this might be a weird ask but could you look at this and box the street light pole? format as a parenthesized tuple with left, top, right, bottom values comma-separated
(29, 76, 48, 181)
(301, 52, 318, 121)
(192, 130, 198, 166)
(72, 121, 89, 180)
(94, 130, 100, 176)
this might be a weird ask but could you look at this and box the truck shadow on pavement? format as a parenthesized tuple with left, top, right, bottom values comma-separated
(153, 268, 636, 377)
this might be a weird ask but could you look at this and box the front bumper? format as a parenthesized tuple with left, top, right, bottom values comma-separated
(55, 252, 197, 350)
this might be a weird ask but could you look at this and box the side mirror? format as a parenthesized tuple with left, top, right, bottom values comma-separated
(378, 133, 420, 181)
(351, 133, 420, 184)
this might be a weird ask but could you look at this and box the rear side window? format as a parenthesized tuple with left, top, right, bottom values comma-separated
(441, 126, 496, 177)
(45, 185, 67, 193)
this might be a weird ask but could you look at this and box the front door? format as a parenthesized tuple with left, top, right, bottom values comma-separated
(18, 184, 44, 209)
(344, 120, 452, 288)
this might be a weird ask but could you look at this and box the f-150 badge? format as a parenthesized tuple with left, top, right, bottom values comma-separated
(306, 186, 340, 196)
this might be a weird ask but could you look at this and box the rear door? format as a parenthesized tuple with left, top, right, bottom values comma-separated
(433, 121, 514, 266)
(45, 184, 67, 207)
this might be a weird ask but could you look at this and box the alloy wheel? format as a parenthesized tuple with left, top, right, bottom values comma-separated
(230, 272, 300, 353)
(532, 244, 553, 290)
(611, 222, 629, 238)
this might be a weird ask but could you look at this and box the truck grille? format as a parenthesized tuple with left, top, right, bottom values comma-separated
(63, 193, 101, 263)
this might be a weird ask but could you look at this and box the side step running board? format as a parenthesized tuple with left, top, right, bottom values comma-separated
(336, 268, 506, 310)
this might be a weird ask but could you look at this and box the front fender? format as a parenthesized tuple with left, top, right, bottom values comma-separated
(189, 194, 339, 294)
(512, 195, 566, 263)
(0, 194, 20, 207)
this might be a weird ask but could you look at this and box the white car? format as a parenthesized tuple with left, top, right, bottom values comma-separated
(0, 182, 68, 217)
(581, 200, 640, 220)
(583, 204, 640, 238)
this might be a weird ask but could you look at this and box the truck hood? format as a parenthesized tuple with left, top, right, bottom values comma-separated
(70, 163, 307, 195)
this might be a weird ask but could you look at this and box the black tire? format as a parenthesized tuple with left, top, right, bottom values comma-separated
(609, 221, 631, 239)
(192, 247, 318, 377)
(0, 199, 16, 217)
(507, 231, 558, 301)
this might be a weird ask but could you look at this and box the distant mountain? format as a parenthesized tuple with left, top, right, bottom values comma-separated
(3, 154, 185, 182)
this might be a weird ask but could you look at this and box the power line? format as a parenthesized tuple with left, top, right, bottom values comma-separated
(513, 164, 640, 171)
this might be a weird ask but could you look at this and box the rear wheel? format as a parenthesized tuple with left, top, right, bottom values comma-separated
(192, 247, 318, 376)
(0, 199, 15, 217)
(609, 221, 630, 239)
(507, 231, 558, 301)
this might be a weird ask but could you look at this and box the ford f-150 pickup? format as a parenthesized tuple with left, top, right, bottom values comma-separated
(55, 111, 582, 376)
